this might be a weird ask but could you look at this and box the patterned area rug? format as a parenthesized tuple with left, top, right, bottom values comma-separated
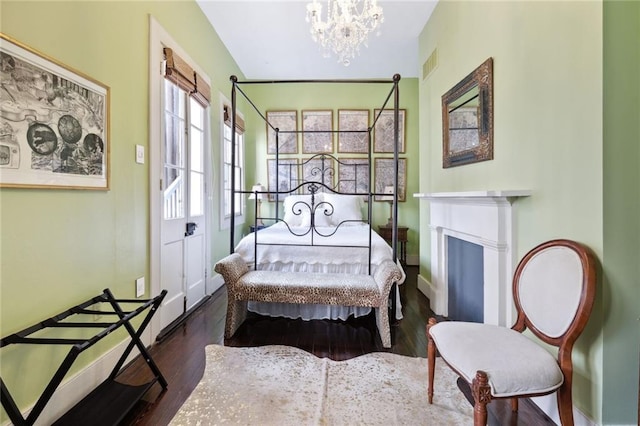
(170, 345, 473, 425)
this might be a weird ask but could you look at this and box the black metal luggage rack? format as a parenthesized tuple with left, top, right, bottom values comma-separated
(0, 288, 168, 426)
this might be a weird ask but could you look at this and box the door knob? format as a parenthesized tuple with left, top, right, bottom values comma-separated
(185, 222, 197, 236)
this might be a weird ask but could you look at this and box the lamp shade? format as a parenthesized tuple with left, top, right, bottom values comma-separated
(380, 185, 395, 201)
(248, 183, 266, 200)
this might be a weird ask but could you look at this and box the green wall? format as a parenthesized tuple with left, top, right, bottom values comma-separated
(603, 1, 640, 424)
(0, 0, 244, 420)
(242, 80, 421, 258)
(418, 0, 607, 423)
(3, 0, 638, 424)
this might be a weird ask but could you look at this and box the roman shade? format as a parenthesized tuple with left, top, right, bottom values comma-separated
(163, 47, 210, 107)
(224, 104, 245, 133)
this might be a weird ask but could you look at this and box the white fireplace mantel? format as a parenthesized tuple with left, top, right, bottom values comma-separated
(414, 190, 531, 202)
(414, 190, 531, 326)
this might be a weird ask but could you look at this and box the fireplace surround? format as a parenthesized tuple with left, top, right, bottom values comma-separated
(414, 190, 531, 327)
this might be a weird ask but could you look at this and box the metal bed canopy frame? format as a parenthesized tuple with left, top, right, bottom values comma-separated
(228, 74, 402, 265)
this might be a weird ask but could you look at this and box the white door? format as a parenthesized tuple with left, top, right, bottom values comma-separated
(160, 82, 207, 331)
(184, 97, 207, 310)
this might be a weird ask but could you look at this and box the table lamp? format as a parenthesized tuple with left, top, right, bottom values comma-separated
(380, 185, 395, 226)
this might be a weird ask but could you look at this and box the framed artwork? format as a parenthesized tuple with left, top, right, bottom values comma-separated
(302, 110, 333, 153)
(0, 34, 110, 189)
(337, 158, 369, 195)
(301, 156, 334, 193)
(266, 110, 298, 154)
(374, 158, 407, 202)
(267, 158, 299, 201)
(374, 109, 406, 153)
(337, 109, 369, 153)
(442, 57, 493, 168)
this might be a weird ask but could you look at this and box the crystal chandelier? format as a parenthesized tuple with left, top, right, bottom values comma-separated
(306, 0, 384, 66)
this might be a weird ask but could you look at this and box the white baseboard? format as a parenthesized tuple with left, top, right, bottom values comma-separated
(531, 395, 595, 426)
(208, 273, 224, 295)
(417, 273, 434, 305)
(3, 330, 151, 426)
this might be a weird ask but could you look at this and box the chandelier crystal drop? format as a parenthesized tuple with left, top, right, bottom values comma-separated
(306, 0, 384, 66)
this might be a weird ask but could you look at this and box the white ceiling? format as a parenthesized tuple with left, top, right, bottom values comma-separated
(196, 0, 437, 80)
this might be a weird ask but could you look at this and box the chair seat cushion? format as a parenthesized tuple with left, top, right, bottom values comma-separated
(429, 322, 564, 398)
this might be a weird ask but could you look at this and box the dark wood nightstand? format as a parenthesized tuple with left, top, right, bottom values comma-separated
(377, 224, 408, 265)
(249, 224, 268, 233)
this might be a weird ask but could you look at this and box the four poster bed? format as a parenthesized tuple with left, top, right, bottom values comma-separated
(215, 75, 405, 348)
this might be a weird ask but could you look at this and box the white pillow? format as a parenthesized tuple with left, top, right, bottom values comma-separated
(323, 193, 364, 226)
(300, 208, 333, 228)
(302, 201, 333, 228)
(283, 194, 326, 227)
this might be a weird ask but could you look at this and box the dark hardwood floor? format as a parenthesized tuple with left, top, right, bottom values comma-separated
(119, 266, 554, 425)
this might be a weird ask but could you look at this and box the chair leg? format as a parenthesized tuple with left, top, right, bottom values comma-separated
(224, 298, 247, 339)
(557, 381, 575, 426)
(427, 318, 437, 404)
(374, 306, 391, 348)
(511, 397, 518, 412)
(472, 370, 492, 426)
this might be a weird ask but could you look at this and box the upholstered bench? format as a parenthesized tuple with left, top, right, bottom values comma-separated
(214, 253, 403, 348)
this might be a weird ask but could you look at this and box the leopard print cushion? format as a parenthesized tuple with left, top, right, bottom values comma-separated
(235, 271, 380, 307)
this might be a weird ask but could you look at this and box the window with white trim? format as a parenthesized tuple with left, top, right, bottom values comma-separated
(162, 48, 210, 221)
(220, 101, 245, 229)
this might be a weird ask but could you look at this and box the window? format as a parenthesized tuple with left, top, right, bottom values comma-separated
(162, 48, 210, 222)
(220, 101, 245, 229)
(163, 80, 186, 220)
(189, 98, 205, 217)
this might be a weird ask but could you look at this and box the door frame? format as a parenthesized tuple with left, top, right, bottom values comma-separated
(148, 16, 213, 340)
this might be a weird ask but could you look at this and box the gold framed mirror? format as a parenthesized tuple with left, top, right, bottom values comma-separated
(442, 57, 493, 168)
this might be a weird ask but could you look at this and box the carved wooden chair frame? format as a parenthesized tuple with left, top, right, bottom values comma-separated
(427, 239, 597, 425)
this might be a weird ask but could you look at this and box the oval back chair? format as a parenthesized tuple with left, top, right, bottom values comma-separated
(427, 239, 597, 425)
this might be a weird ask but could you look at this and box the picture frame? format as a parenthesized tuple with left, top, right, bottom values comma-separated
(266, 110, 298, 154)
(0, 33, 110, 189)
(374, 158, 407, 202)
(337, 109, 369, 153)
(442, 57, 493, 168)
(373, 109, 406, 153)
(337, 158, 369, 196)
(302, 110, 333, 153)
(267, 158, 299, 201)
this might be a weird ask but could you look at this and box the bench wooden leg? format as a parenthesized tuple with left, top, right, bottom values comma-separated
(224, 298, 247, 339)
(375, 306, 391, 348)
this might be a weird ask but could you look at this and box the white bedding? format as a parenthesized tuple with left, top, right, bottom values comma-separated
(234, 222, 405, 321)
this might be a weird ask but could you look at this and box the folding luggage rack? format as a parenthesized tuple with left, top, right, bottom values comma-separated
(0, 288, 167, 426)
